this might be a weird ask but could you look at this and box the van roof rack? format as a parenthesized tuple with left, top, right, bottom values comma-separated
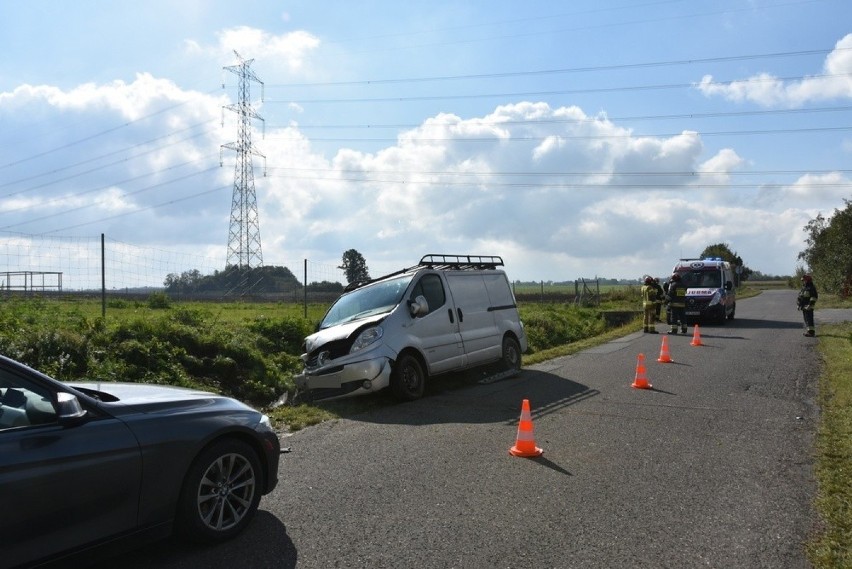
(342, 254, 505, 292)
(418, 254, 504, 270)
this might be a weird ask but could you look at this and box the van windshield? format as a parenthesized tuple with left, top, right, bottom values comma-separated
(675, 269, 721, 288)
(320, 274, 415, 329)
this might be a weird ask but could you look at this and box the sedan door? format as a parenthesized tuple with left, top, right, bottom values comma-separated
(0, 369, 143, 568)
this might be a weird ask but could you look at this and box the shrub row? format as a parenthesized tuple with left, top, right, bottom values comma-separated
(0, 297, 626, 406)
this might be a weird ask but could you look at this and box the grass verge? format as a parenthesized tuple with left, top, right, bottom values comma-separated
(807, 321, 852, 568)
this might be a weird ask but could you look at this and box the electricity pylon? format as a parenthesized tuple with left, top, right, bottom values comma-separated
(221, 51, 266, 269)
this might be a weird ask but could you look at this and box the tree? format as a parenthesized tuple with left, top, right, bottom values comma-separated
(799, 199, 852, 297)
(339, 249, 370, 285)
(700, 243, 752, 284)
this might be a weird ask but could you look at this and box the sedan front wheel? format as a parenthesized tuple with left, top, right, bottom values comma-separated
(177, 439, 263, 542)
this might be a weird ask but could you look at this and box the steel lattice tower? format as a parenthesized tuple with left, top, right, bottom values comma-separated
(222, 51, 266, 269)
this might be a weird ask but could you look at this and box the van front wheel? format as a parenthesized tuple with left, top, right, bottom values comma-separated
(391, 354, 426, 401)
(501, 337, 522, 376)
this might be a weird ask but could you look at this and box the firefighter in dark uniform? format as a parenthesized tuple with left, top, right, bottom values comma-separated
(640, 276, 659, 333)
(665, 273, 688, 334)
(651, 278, 665, 322)
(797, 274, 818, 337)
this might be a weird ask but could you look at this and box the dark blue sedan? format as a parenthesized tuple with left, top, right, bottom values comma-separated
(0, 354, 280, 568)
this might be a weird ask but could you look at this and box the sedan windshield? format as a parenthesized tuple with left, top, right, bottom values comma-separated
(321, 274, 414, 329)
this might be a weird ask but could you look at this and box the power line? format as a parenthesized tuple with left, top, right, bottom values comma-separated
(263, 73, 852, 105)
(42, 184, 231, 235)
(263, 124, 852, 144)
(265, 166, 852, 178)
(265, 47, 850, 88)
(0, 158, 218, 218)
(0, 126, 215, 198)
(0, 167, 219, 231)
(270, 105, 852, 130)
(0, 90, 220, 170)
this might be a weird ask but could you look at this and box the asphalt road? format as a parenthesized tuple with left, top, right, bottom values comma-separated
(107, 289, 832, 568)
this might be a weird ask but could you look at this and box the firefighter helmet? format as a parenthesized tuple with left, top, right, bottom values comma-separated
(670, 273, 681, 282)
(802, 274, 813, 282)
(644, 276, 653, 285)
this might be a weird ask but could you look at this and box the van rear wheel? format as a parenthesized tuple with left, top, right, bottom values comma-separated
(391, 354, 426, 401)
(501, 337, 522, 376)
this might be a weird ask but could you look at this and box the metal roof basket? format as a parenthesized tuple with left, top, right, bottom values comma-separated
(343, 254, 505, 292)
(418, 254, 504, 270)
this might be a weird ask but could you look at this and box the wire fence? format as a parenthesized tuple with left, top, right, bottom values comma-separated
(0, 230, 346, 301)
(0, 230, 639, 316)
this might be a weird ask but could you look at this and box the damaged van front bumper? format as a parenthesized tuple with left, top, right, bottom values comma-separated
(294, 356, 392, 400)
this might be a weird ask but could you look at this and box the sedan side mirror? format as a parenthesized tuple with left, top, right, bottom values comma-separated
(56, 392, 88, 426)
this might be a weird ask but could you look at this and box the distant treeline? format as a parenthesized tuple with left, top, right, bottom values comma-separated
(164, 265, 344, 294)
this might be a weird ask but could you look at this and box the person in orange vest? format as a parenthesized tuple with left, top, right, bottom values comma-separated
(665, 273, 688, 334)
(797, 274, 818, 337)
(640, 276, 659, 333)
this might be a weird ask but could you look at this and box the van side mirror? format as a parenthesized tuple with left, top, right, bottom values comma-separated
(408, 295, 429, 317)
(725, 281, 733, 291)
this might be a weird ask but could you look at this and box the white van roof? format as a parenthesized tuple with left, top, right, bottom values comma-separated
(673, 257, 731, 271)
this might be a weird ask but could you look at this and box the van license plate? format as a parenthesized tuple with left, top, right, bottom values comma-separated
(686, 311, 699, 315)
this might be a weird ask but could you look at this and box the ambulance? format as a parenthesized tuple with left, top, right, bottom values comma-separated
(670, 257, 737, 324)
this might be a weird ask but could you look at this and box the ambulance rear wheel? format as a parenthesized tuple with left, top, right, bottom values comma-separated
(391, 353, 426, 401)
(501, 337, 522, 376)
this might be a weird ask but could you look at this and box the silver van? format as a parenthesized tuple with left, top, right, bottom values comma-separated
(294, 254, 528, 401)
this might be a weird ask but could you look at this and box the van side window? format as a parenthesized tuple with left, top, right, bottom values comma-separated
(412, 274, 446, 314)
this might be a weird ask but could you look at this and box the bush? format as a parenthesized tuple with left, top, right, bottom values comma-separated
(147, 292, 172, 309)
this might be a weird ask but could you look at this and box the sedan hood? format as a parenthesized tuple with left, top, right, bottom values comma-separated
(67, 382, 256, 415)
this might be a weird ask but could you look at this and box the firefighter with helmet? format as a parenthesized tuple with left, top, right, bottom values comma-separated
(640, 276, 659, 333)
(651, 277, 665, 322)
(797, 274, 818, 337)
(665, 273, 688, 334)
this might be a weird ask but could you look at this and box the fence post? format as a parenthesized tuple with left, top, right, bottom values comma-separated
(303, 259, 308, 319)
(101, 233, 106, 319)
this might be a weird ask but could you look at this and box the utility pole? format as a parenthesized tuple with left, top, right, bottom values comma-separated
(221, 51, 266, 269)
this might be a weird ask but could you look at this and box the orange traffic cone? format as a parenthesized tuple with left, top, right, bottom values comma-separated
(509, 399, 543, 457)
(631, 353, 652, 389)
(691, 324, 703, 346)
(657, 335, 673, 363)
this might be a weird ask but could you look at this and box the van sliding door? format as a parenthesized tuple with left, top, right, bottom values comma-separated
(445, 273, 501, 365)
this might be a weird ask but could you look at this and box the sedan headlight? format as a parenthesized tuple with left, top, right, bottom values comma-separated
(350, 326, 383, 354)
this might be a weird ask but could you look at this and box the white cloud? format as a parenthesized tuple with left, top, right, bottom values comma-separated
(2, 78, 842, 281)
(695, 33, 852, 107)
(187, 26, 320, 73)
(250, 101, 834, 279)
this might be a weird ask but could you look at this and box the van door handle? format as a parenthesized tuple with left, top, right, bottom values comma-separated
(457, 308, 464, 322)
(447, 308, 455, 323)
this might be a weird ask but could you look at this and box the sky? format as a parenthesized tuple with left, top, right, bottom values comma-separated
(1, 0, 851, 288)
